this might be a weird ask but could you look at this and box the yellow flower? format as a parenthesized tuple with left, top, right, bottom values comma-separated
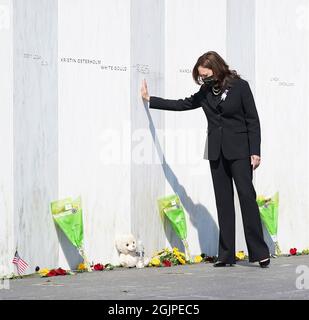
(38, 268, 49, 277)
(194, 255, 203, 263)
(174, 252, 186, 264)
(235, 251, 246, 260)
(150, 257, 161, 267)
(177, 256, 186, 265)
(77, 263, 87, 271)
(172, 247, 179, 253)
(302, 248, 309, 255)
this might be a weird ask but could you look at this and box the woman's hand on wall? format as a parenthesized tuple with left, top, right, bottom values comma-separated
(141, 79, 150, 102)
(251, 155, 261, 170)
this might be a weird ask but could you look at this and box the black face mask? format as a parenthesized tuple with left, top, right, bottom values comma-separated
(202, 75, 218, 87)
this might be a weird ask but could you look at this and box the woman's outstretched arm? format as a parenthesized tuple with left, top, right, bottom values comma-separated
(141, 79, 203, 111)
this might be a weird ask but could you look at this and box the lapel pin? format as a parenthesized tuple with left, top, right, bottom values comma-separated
(221, 89, 229, 101)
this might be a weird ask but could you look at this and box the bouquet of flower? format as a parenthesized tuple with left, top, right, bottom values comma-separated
(157, 194, 192, 262)
(149, 247, 190, 267)
(51, 196, 92, 271)
(257, 192, 281, 256)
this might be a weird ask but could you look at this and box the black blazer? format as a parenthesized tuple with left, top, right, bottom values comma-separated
(149, 78, 261, 161)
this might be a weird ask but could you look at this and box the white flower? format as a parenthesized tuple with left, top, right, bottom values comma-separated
(221, 89, 229, 101)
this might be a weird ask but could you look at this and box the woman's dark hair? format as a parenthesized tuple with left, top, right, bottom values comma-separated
(192, 51, 241, 88)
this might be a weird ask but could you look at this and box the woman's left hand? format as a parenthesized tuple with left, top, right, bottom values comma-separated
(251, 155, 261, 170)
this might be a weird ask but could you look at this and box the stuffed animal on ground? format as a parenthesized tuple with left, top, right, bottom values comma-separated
(115, 234, 150, 268)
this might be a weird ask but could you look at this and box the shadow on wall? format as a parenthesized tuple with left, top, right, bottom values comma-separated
(144, 102, 219, 256)
(262, 225, 275, 255)
(56, 228, 84, 270)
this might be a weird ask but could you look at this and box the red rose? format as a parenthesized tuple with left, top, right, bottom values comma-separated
(162, 260, 172, 267)
(290, 248, 297, 255)
(93, 263, 104, 271)
(46, 268, 67, 277)
(46, 269, 57, 277)
(55, 268, 67, 276)
(205, 256, 216, 263)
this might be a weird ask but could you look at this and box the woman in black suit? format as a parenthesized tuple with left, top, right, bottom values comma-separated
(141, 51, 270, 268)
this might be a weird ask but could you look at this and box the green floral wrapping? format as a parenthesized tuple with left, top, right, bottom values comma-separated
(257, 192, 281, 255)
(157, 194, 192, 261)
(157, 194, 187, 240)
(51, 196, 92, 271)
(51, 196, 84, 248)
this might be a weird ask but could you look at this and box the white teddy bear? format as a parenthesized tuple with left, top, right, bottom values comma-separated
(115, 234, 150, 268)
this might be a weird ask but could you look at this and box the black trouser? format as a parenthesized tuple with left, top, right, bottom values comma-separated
(209, 148, 269, 263)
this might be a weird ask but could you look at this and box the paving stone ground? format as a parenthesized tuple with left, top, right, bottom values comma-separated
(1, 255, 309, 300)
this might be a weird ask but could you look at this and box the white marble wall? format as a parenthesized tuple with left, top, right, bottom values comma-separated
(226, 0, 256, 255)
(162, 0, 227, 256)
(13, 0, 59, 273)
(1, 0, 308, 276)
(0, 0, 14, 276)
(57, 0, 132, 267)
(255, 0, 309, 252)
(130, 0, 166, 256)
(57, 0, 168, 268)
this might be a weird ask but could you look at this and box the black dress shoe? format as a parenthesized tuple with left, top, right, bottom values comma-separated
(213, 261, 234, 267)
(259, 258, 270, 268)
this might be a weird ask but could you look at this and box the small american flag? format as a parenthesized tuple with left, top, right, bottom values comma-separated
(12, 251, 29, 275)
